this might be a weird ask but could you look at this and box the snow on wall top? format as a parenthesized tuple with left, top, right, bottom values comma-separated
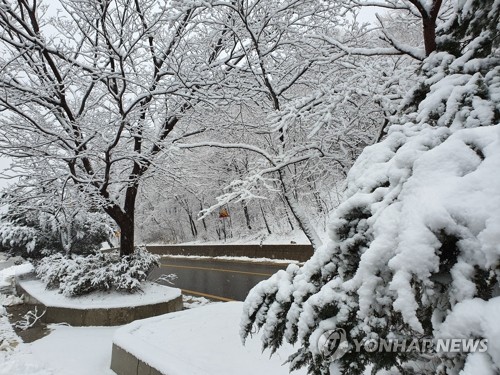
(18, 276, 181, 309)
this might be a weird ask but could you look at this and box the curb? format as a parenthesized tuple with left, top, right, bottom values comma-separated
(111, 344, 165, 375)
(15, 274, 183, 326)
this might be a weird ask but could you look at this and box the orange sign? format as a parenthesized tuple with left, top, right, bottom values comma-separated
(219, 208, 229, 218)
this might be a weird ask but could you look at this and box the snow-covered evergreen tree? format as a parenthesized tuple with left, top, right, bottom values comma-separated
(241, 1, 500, 374)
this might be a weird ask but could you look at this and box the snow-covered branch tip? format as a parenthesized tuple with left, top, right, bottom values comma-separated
(14, 307, 46, 331)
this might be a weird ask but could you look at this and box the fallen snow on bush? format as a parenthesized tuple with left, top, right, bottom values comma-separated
(0, 223, 37, 254)
(35, 246, 160, 296)
(339, 123, 500, 331)
(241, 121, 500, 373)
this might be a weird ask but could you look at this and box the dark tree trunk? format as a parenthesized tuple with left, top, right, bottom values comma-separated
(105, 185, 138, 257)
(119, 214, 135, 256)
(188, 214, 198, 238)
(408, 0, 442, 56)
(200, 203, 208, 232)
(259, 203, 272, 235)
(423, 17, 437, 56)
(242, 202, 252, 230)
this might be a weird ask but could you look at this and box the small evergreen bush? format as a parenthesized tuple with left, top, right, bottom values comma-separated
(34, 246, 160, 296)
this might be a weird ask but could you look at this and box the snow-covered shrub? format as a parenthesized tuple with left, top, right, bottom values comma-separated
(0, 223, 37, 255)
(241, 1, 500, 374)
(35, 247, 160, 296)
(0, 198, 112, 257)
(36, 211, 112, 255)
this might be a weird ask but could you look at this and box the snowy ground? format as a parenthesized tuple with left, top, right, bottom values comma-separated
(0, 324, 118, 375)
(182, 294, 218, 309)
(114, 301, 307, 375)
(0, 295, 213, 375)
(0, 260, 302, 375)
(151, 229, 315, 246)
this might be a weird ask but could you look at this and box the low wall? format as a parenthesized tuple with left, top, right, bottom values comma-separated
(146, 244, 313, 262)
(40, 298, 182, 326)
(111, 344, 164, 375)
(16, 275, 183, 326)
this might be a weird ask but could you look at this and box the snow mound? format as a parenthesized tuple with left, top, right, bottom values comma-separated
(114, 302, 307, 375)
(0, 262, 34, 304)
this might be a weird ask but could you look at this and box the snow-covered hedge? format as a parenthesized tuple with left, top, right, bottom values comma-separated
(240, 1, 500, 374)
(34, 247, 160, 296)
(0, 223, 37, 254)
(0, 212, 112, 257)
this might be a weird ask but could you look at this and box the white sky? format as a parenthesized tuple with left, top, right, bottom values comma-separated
(358, 6, 383, 23)
(0, 157, 12, 190)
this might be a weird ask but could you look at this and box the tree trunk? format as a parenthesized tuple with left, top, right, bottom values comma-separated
(188, 214, 198, 238)
(105, 186, 138, 257)
(199, 202, 208, 232)
(409, 0, 441, 56)
(242, 202, 252, 230)
(119, 214, 135, 256)
(422, 17, 437, 56)
(60, 222, 72, 254)
(259, 203, 272, 235)
(278, 170, 323, 250)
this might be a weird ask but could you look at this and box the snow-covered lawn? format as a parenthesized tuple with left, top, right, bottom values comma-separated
(1, 261, 118, 375)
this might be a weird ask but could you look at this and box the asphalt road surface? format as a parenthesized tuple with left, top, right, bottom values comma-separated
(150, 256, 296, 301)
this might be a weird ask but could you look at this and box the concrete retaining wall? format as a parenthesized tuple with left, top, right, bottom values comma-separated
(43, 297, 182, 326)
(147, 244, 313, 262)
(111, 344, 164, 375)
(15, 276, 183, 326)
